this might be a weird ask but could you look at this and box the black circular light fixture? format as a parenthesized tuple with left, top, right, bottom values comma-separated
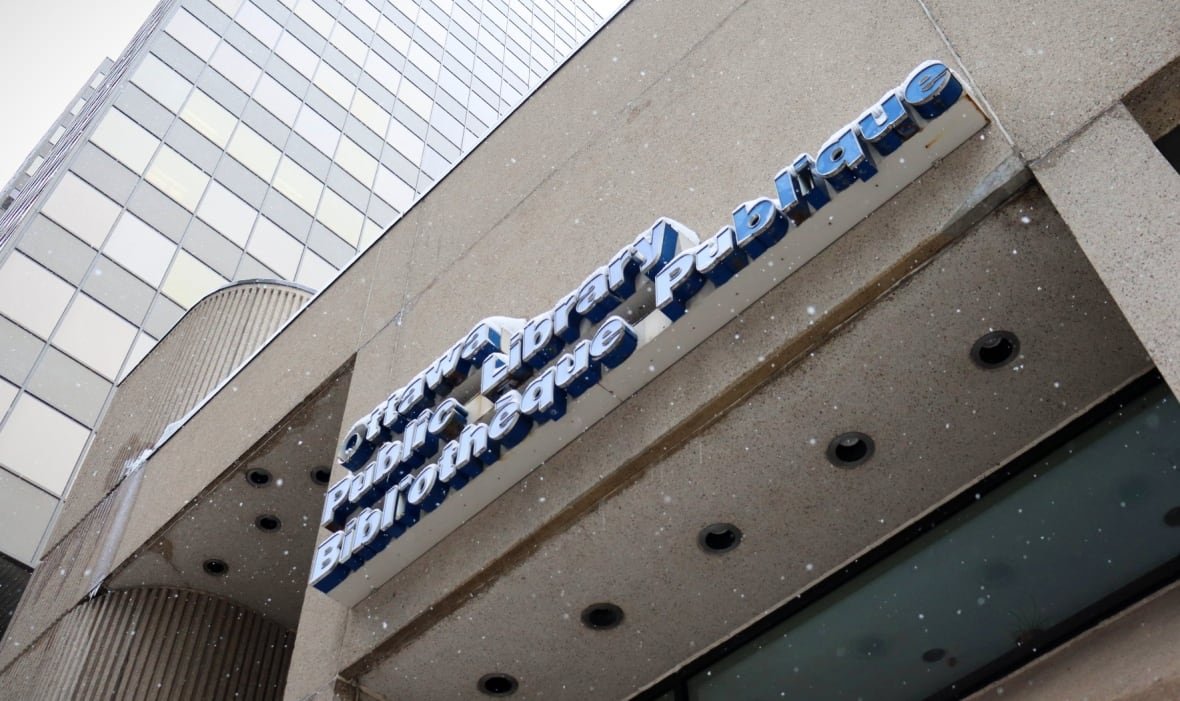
(245, 468, 272, 487)
(1164, 506, 1180, 527)
(827, 432, 875, 468)
(255, 514, 282, 532)
(922, 647, 947, 663)
(698, 523, 742, 554)
(310, 466, 332, 486)
(477, 673, 518, 697)
(202, 558, 229, 576)
(970, 330, 1020, 369)
(581, 603, 624, 630)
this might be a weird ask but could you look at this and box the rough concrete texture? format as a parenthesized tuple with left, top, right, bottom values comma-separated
(969, 581, 1180, 701)
(12, 0, 1173, 696)
(353, 187, 1151, 699)
(1124, 56, 1180, 140)
(330, 0, 1017, 674)
(923, 0, 1180, 160)
(110, 243, 381, 567)
(51, 282, 310, 547)
(1034, 104, 1180, 394)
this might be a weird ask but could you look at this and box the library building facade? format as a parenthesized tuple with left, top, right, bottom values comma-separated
(2, 0, 1180, 699)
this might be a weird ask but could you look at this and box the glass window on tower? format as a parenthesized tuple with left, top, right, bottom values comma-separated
(276, 32, 320, 78)
(210, 42, 263, 94)
(90, 108, 160, 174)
(344, 0, 380, 27)
(227, 123, 281, 180)
(331, 24, 369, 67)
(40, 173, 120, 249)
(376, 13, 412, 53)
(350, 90, 391, 138)
(314, 62, 357, 108)
(104, 212, 177, 287)
(0, 394, 90, 495)
(316, 188, 364, 245)
(197, 180, 257, 247)
(162, 251, 227, 308)
(295, 248, 335, 290)
(273, 156, 324, 214)
(165, 9, 220, 61)
(53, 293, 138, 381)
(295, 0, 336, 39)
(131, 54, 193, 113)
(237, 1, 282, 45)
(295, 106, 342, 156)
(144, 146, 210, 211)
(334, 137, 378, 187)
(180, 89, 237, 147)
(246, 216, 304, 279)
(253, 74, 302, 124)
(0, 254, 75, 340)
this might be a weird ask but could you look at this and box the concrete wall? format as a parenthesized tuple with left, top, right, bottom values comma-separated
(2, 0, 1177, 698)
(276, 0, 1179, 697)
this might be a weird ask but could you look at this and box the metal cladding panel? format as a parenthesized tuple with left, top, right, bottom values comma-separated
(0, 587, 292, 700)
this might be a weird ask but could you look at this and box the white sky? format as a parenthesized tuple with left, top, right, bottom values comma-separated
(0, 0, 161, 188)
(0, 0, 624, 190)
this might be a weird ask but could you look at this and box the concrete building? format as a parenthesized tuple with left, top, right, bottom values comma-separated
(2, 0, 1179, 699)
(0, 0, 605, 628)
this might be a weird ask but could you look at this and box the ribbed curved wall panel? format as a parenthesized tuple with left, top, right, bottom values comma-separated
(0, 481, 126, 670)
(127, 281, 313, 472)
(47, 281, 311, 606)
(0, 587, 292, 700)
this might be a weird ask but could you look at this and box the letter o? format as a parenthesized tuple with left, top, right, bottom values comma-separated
(406, 465, 439, 506)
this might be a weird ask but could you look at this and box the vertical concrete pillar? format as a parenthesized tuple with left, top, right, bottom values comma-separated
(283, 583, 350, 700)
(1033, 104, 1180, 391)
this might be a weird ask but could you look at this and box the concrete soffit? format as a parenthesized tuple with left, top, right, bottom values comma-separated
(337, 152, 1036, 681)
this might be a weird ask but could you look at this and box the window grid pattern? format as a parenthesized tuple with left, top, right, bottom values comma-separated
(0, 0, 607, 565)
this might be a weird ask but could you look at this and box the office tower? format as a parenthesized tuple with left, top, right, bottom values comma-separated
(0, 0, 605, 584)
(0, 61, 116, 219)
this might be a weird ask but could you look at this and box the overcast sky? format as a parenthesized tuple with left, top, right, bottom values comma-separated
(0, 0, 623, 191)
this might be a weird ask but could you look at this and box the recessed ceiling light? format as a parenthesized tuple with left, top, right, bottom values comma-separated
(245, 468, 272, 487)
(698, 523, 742, 554)
(310, 466, 331, 486)
(827, 432, 874, 468)
(581, 603, 624, 630)
(477, 673, 518, 697)
(255, 514, 282, 532)
(970, 330, 1020, 369)
(202, 558, 229, 576)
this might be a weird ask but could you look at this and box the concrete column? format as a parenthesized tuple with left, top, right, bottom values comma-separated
(1034, 104, 1180, 391)
(283, 581, 350, 701)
